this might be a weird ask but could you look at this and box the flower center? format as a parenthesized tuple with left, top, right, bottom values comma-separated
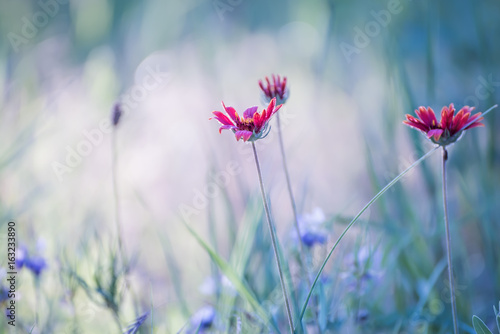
(239, 118, 255, 132)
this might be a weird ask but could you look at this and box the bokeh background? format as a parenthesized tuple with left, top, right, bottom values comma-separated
(0, 0, 499, 332)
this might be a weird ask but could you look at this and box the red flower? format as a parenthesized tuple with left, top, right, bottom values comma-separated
(211, 98, 282, 142)
(403, 104, 484, 146)
(259, 74, 289, 104)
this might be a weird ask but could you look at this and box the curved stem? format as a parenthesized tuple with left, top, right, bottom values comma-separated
(298, 146, 439, 324)
(442, 147, 459, 334)
(251, 141, 294, 333)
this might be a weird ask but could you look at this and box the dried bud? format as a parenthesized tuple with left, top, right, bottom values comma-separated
(112, 102, 123, 127)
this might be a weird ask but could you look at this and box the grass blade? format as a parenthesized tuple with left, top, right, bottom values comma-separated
(182, 221, 277, 332)
(472, 315, 493, 334)
(298, 146, 439, 325)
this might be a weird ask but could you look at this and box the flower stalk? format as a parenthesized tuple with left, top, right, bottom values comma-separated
(275, 112, 306, 261)
(403, 103, 498, 333)
(112, 127, 126, 263)
(442, 146, 459, 334)
(251, 141, 294, 333)
(111, 102, 127, 265)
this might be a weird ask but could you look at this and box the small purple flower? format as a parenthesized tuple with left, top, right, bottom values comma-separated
(25, 256, 47, 277)
(190, 305, 215, 332)
(341, 246, 383, 293)
(301, 231, 327, 247)
(297, 208, 328, 248)
(0, 286, 8, 303)
(356, 309, 370, 323)
(124, 312, 149, 334)
(15, 246, 27, 269)
(16, 242, 47, 277)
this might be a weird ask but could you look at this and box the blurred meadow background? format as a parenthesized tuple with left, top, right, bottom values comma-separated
(0, 0, 499, 332)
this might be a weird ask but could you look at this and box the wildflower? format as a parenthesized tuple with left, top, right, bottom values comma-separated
(0, 269, 8, 304)
(297, 208, 328, 248)
(210, 98, 282, 142)
(0, 287, 7, 304)
(25, 256, 47, 276)
(16, 242, 47, 277)
(190, 305, 215, 332)
(112, 102, 123, 127)
(259, 74, 289, 104)
(15, 246, 27, 268)
(342, 246, 383, 293)
(403, 104, 484, 146)
(356, 309, 370, 324)
(124, 312, 149, 334)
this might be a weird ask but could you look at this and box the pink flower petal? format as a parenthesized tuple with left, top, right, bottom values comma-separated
(465, 112, 483, 126)
(451, 109, 466, 132)
(210, 111, 234, 126)
(266, 98, 276, 117)
(243, 106, 259, 119)
(459, 105, 474, 116)
(270, 104, 282, 117)
(464, 122, 484, 130)
(219, 125, 236, 134)
(222, 102, 239, 123)
(416, 107, 434, 127)
(253, 112, 262, 129)
(403, 115, 429, 132)
(440, 104, 454, 130)
(235, 130, 253, 142)
(427, 128, 443, 140)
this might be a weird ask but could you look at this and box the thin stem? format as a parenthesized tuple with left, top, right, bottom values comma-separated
(276, 113, 321, 333)
(150, 283, 154, 334)
(112, 129, 139, 319)
(298, 146, 439, 324)
(276, 113, 306, 262)
(251, 141, 294, 333)
(111, 310, 123, 333)
(112, 130, 126, 263)
(34, 277, 40, 328)
(442, 146, 459, 334)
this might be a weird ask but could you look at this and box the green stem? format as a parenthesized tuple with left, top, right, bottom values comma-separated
(276, 113, 307, 262)
(298, 146, 439, 325)
(442, 147, 459, 334)
(251, 141, 294, 333)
